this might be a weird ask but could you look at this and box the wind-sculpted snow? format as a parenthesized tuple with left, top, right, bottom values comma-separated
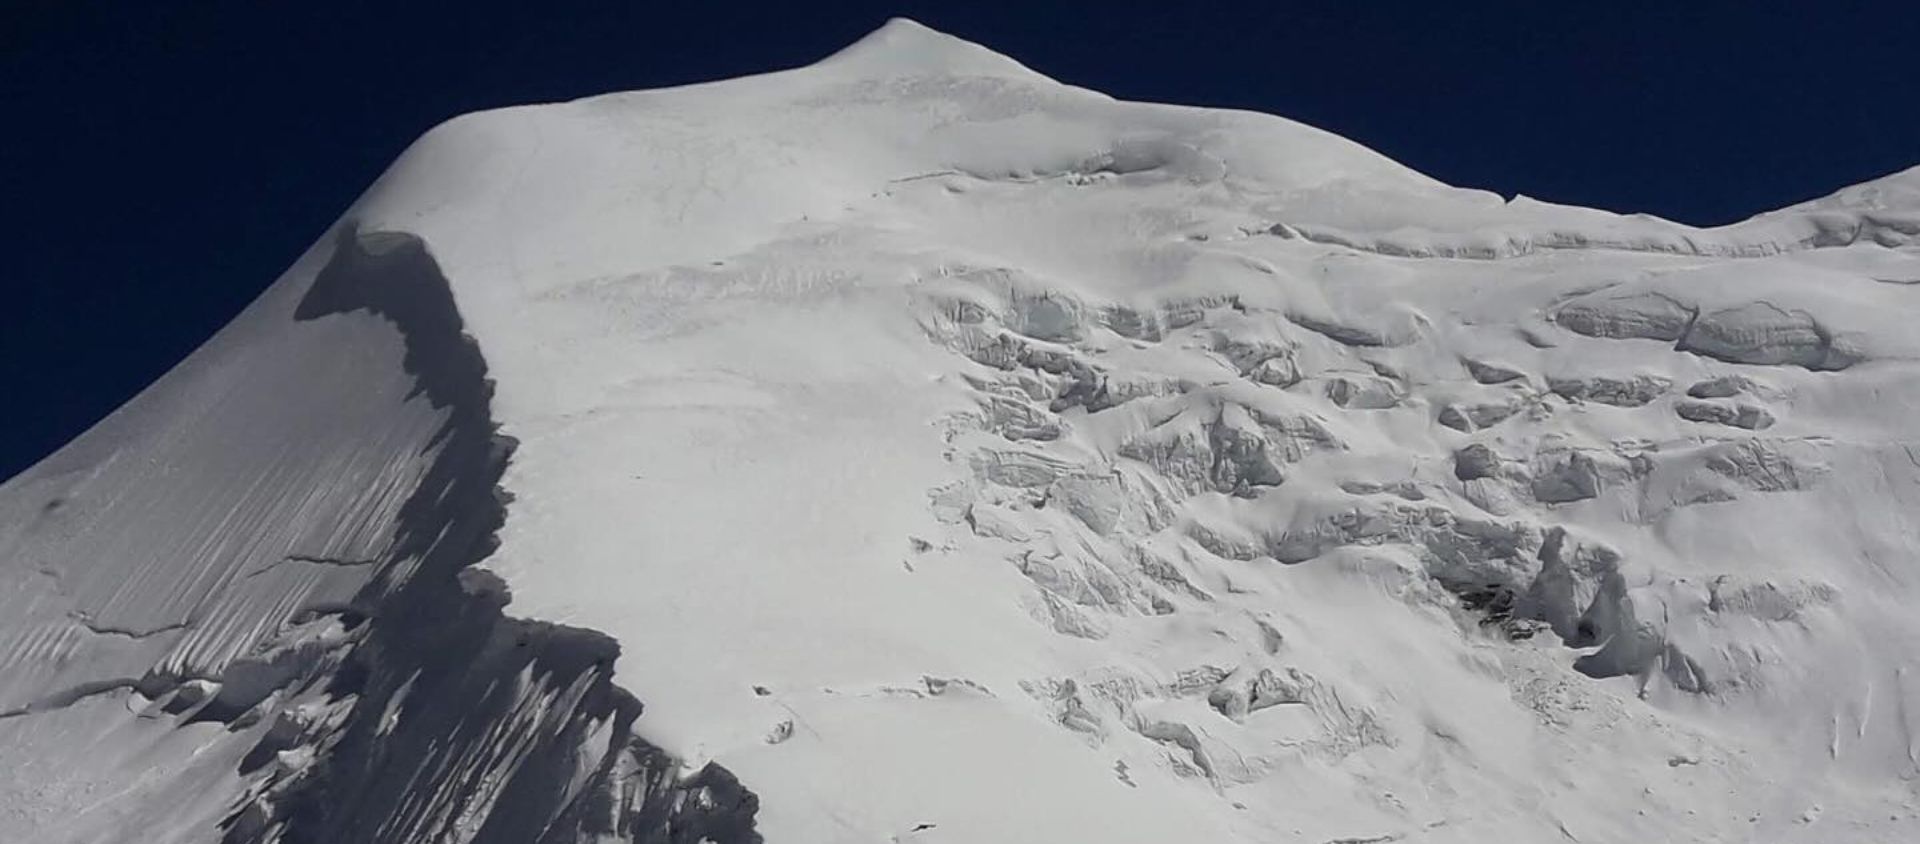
(7, 16, 1920, 844)
(0, 230, 758, 842)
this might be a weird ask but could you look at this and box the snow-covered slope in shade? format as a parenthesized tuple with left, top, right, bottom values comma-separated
(5, 17, 1920, 843)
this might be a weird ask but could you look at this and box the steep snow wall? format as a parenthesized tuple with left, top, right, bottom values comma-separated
(0, 230, 758, 842)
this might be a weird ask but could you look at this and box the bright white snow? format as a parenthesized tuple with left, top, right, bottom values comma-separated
(6, 17, 1920, 844)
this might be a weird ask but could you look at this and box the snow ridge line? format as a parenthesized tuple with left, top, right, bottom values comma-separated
(1251, 212, 1919, 261)
(214, 228, 762, 844)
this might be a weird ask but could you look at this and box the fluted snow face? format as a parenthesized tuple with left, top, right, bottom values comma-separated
(5, 17, 1920, 844)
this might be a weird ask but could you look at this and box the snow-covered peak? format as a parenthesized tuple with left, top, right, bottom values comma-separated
(351, 20, 1919, 328)
(372, 25, 1915, 840)
(819, 17, 1057, 83)
(348, 22, 1456, 322)
(4, 20, 1918, 844)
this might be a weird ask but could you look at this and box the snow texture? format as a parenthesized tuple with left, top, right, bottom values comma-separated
(4, 18, 1920, 844)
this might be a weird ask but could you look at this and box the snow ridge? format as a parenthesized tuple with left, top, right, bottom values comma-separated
(221, 229, 760, 843)
(0, 229, 759, 842)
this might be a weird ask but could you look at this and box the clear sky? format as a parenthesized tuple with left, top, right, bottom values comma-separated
(3, 0, 1915, 478)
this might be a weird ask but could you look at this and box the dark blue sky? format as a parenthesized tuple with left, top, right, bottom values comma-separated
(3, 1, 1916, 479)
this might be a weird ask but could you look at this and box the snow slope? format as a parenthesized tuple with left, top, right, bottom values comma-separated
(5, 17, 1920, 843)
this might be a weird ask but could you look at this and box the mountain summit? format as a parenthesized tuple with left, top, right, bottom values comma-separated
(3, 20, 1918, 844)
(820, 17, 1056, 81)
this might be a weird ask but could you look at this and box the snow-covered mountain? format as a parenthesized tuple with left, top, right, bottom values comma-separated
(5, 18, 1919, 843)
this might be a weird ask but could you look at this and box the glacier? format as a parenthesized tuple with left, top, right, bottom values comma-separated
(3, 18, 1919, 843)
